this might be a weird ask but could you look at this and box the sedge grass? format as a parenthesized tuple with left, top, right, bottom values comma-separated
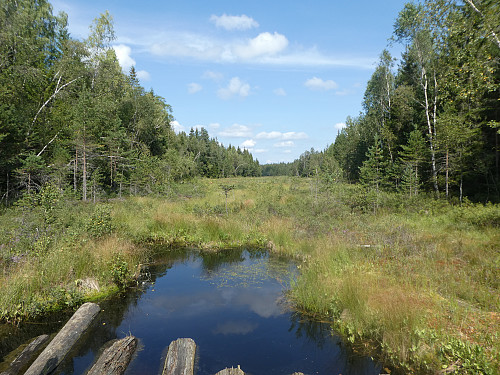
(0, 177, 498, 373)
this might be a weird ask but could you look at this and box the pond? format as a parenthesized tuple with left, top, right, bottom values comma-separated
(1, 249, 382, 375)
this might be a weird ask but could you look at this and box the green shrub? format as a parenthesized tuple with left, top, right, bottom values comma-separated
(86, 204, 113, 238)
(109, 254, 130, 289)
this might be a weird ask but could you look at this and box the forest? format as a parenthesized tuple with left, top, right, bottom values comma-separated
(264, 0, 499, 203)
(0, 1, 261, 204)
(1, 0, 499, 203)
(0, 1, 499, 374)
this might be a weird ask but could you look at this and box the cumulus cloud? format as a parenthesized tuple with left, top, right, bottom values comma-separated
(335, 122, 347, 130)
(219, 124, 252, 138)
(305, 77, 339, 91)
(218, 77, 251, 99)
(273, 88, 286, 96)
(114, 44, 136, 71)
(147, 31, 375, 68)
(136, 70, 151, 81)
(235, 32, 288, 60)
(256, 131, 308, 140)
(274, 141, 295, 148)
(188, 83, 202, 94)
(170, 120, 185, 133)
(210, 14, 259, 31)
(241, 139, 256, 148)
(113, 44, 151, 80)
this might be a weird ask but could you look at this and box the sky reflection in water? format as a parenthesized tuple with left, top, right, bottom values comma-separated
(52, 249, 381, 375)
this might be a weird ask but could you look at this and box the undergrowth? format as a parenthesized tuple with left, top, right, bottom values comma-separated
(0, 177, 498, 374)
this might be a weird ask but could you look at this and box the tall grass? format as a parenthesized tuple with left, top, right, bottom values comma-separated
(0, 177, 498, 373)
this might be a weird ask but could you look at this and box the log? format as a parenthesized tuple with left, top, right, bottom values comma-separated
(162, 338, 196, 375)
(0, 334, 50, 375)
(86, 336, 137, 375)
(24, 302, 101, 375)
(215, 366, 245, 375)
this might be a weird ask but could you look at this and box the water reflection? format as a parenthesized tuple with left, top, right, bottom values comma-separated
(0, 249, 382, 375)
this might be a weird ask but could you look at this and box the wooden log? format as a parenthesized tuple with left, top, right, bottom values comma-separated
(215, 366, 245, 375)
(0, 334, 50, 375)
(86, 336, 137, 375)
(24, 302, 100, 375)
(162, 338, 196, 375)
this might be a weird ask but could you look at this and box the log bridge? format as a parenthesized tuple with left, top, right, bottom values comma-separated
(0, 302, 307, 375)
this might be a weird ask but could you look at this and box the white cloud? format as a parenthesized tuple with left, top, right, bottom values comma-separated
(146, 31, 375, 68)
(136, 70, 151, 81)
(203, 70, 224, 81)
(113, 44, 151, 80)
(283, 150, 292, 154)
(219, 124, 252, 138)
(210, 14, 259, 31)
(305, 77, 339, 91)
(256, 131, 308, 140)
(254, 149, 267, 153)
(241, 139, 256, 148)
(282, 132, 308, 140)
(150, 32, 223, 60)
(274, 141, 295, 148)
(170, 120, 185, 133)
(113, 44, 136, 71)
(255, 131, 282, 140)
(218, 77, 251, 99)
(188, 83, 202, 94)
(273, 88, 286, 96)
(208, 122, 221, 129)
(235, 32, 288, 60)
(335, 122, 346, 130)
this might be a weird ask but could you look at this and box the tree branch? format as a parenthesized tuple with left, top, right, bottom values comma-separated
(464, 0, 500, 49)
(32, 76, 80, 126)
(37, 132, 59, 157)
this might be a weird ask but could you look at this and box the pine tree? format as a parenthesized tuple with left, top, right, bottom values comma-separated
(359, 135, 388, 211)
(399, 127, 427, 197)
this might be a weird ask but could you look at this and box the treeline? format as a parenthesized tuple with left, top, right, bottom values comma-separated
(265, 0, 499, 202)
(0, 0, 260, 203)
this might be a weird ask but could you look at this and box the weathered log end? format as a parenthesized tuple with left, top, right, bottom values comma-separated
(0, 334, 50, 375)
(162, 338, 196, 375)
(87, 336, 137, 375)
(24, 302, 101, 375)
(215, 365, 245, 375)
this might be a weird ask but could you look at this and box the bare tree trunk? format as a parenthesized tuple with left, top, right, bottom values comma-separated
(496, 131, 499, 181)
(422, 67, 439, 196)
(83, 140, 87, 201)
(6, 172, 9, 205)
(74, 148, 78, 193)
(445, 148, 449, 199)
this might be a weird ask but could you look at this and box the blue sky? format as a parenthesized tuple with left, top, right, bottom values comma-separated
(52, 0, 407, 164)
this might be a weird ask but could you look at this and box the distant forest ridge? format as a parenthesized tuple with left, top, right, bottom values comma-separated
(1, 0, 499, 202)
(264, 0, 499, 202)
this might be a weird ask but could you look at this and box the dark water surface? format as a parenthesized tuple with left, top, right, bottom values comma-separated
(1, 249, 382, 375)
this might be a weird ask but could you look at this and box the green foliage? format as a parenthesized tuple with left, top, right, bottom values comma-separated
(109, 254, 130, 289)
(0, 3, 261, 204)
(449, 202, 500, 227)
(262, 0, 500, 202)
(438, 337, 495, 374)
(85, 204, 113, 238)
